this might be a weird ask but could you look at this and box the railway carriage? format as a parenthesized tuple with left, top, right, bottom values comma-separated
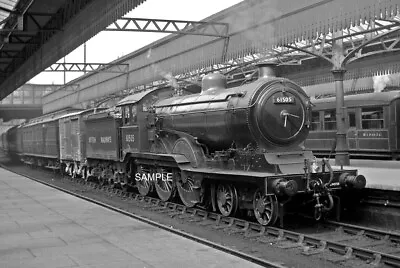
(305, 91, 400, 159)
(21, 117, 60, 168)
(20, 108, 82, 168)
(6, 126, 21, 159)
(0, 126, 15, 155)
(58, 108, 107, 178)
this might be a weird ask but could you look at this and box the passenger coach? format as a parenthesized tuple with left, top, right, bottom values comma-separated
(305, 91, 400, 159)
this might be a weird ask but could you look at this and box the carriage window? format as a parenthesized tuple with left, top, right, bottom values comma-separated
(348, 112, 356, 127)
(323, 110, 336, 130)
(361, 107, 384, 129)
(311, 112, 321, 130)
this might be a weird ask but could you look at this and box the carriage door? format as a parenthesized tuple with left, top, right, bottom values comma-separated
(346, 108, 357, 150)
(120, 104, 139, 160)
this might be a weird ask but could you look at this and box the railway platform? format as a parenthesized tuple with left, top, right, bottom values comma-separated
(328, 159, 400, 191)
(0, 167, 265, 268)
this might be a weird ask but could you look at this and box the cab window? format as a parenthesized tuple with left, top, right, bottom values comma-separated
(131, 105, 137, 124)
(123, 105, 137, 125)
(323, 110, 336, 130)
(123, 106, 130, 125)
(361, 107, 384, 129)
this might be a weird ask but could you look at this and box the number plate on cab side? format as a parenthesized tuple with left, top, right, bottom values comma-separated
(273, 96, 295, 104)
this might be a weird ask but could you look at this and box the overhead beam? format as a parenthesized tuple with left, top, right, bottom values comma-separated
(44, 63, 129, 73)
(105, 18, 229, 37)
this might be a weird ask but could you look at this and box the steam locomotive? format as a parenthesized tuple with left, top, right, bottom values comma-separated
(1, 63, 366, 226)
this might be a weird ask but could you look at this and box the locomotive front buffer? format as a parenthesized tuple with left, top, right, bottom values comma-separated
(262, 157, 366, 225)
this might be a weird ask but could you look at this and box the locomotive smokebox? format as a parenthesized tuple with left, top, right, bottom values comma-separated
(201, 73, 227, 93)
(256, 62, 278, 79)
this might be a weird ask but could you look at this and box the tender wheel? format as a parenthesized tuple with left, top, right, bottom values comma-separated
(253, 190, 279, 226)
(216, 183, 239, 217)
(136, 165, 152, 196)
(155, 167, 176, 201)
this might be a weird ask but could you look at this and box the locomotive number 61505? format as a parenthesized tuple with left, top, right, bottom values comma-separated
(273, 96, 295, 104)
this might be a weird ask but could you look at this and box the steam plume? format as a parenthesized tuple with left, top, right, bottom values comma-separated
(373, 75, 392, 92)
(147, 48, 179, 89)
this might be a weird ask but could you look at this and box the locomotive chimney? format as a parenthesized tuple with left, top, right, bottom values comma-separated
(256, 62, 278, 79)
(201, 73, 227, 93)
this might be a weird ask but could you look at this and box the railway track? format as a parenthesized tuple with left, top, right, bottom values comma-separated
(2, 162, 400, 267)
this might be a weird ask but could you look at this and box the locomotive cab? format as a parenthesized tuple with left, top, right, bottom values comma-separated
(117, 87, 175, 160)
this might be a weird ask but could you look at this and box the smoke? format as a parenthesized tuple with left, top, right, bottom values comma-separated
(373, 75, 393, 92)
(226, 0, 281, 56)
(147, 48, 179, 90)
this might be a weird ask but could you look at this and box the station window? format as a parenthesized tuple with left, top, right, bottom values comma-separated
(311, 112, 321, 131)
(348, 112, 356, 128)
(323, 110, 336, 130)
(361, 107, 384, 129)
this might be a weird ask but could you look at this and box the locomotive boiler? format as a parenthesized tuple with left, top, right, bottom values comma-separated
(155, 63, 310, 151)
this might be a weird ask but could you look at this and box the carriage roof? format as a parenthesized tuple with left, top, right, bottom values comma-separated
(310, 90, 400, 109)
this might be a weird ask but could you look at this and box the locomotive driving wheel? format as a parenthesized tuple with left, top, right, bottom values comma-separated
(253, 189, 279, 226)
(172, 138, 204, 208)
(216, 183, 239, 217)
(154, 167, 176, 201)
(136, 165, 153, 196)
(176, 172, 200, 207)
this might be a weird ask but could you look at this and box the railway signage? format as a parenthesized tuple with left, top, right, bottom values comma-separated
(357, 130, 387, 138)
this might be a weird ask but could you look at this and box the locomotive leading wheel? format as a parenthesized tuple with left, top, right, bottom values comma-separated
(216, 183, 239, 217)
(253, 190, 279, 226)
(155, 167, 176, 201)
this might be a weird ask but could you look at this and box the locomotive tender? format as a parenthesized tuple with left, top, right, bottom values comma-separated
(2, 63, 366, 226)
